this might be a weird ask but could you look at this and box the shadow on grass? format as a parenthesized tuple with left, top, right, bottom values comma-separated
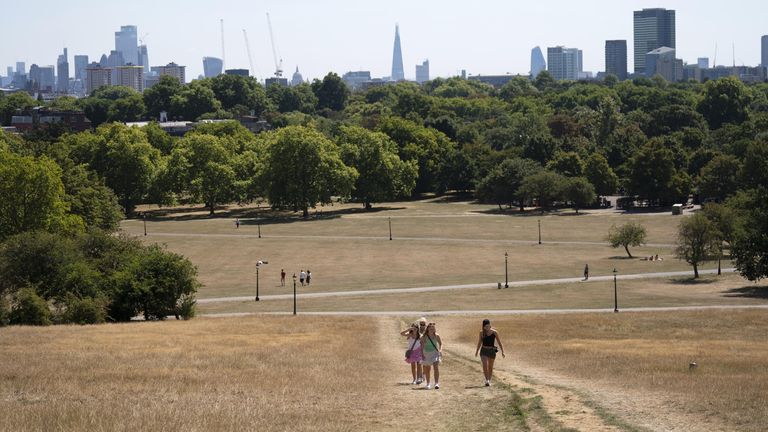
(722, 286, 768, 299)
(670, 276, 718, 285)
(143, 205, 407, 224)
(608, 256, 635, 260)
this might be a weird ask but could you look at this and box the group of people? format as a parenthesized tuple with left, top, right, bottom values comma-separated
(401, 317, 505, 390)
(279, 269, 313, 286)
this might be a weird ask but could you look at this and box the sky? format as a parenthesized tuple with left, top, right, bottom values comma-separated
(1, 0, 766, 82)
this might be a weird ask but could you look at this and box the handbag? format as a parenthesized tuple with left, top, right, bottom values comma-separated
(405, 335, 419, 359)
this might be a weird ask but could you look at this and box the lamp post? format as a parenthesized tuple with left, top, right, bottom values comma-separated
(613, 268, 619, 313)
(504, 252, 509, 288)
(143, 213, 147, 236)
(388, 217, 392, 241)
(255, 260, 268, 301)
(537, 219, 541, 244)
(293, 273, 297, 315)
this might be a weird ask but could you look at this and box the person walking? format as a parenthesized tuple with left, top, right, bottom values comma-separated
(306, 270, 312, 285)
(420, 322, 443, 389)
(583, 263, 589, 281)
(299, 270, 306, 286)
(475, 319, 505, 386)
(280, 269, 286, 287)
(400, 323, 424, 384)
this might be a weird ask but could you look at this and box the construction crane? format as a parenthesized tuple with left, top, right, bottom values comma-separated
(266, 13, 283, 78)
(139, 33, 149, 46)
(243, 29, 255, 78)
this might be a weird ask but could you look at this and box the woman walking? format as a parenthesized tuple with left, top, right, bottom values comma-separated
(475, 319, 505, 386)
(420, 322, 443, 390)
(400, 324, 424, 384)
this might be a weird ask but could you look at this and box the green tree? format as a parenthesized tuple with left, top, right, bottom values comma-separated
(741, 139, 768, 190)
(628, 140, 689, 205)
(0, 91, 37, 126)
(730, 189, 768, 281)
(263, 126, 358, 217)
(562, 177, 596, 214)
(210, 74, 269, 115)
(607, 222, 647, 258)
(267, 82, 318, 113)
(311, 72, 350, 111)
(697, 77, 752, 129)
(171, 80, 222, 120)
(546, 151, 583, 177)
(475, 158, 541, 210)
(9, 287, 51, 326)
(675, 213, 720, 278)
(583, 153, 618, 197)
(518, 171, 565, 212)
(143, 75, 182, 119)
(62, 165, 124, 231)
(697, 155, 741, 202)
(338, 126, 417, 209)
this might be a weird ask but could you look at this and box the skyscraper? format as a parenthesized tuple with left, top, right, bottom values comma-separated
(57, 48, 69, 93)
(391, 25, 404, 81)
(152, 62, 186, 84)
(645, 47, 676, 81)
(547, 46, 582, 81)
(415, 60, 429, 83)
(605, 40, 627, 80)
(203, 57, 223, 78)
(74, 55, 88, 80)
(115, 65, 144, 92)
(138, 45, 149, 74)
(633, 8, 675, 74)
(697, 57, 709, 69)
(762, 35, 768, 67)
(16, 62, 25, 75)
(115, 25, 138, 66)
(86, 63, 112, 95)
(530, 47, 546, 78)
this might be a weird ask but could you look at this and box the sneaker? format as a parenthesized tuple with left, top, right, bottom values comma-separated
(435, 383, 440, 390)
(485, 380, 490, 387)
(425, 384, 432, 390)
(411, 380, 417, 385)
(416, 378, 423, 384)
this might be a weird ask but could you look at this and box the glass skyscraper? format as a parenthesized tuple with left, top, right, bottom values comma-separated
(530, 46, 546, 78)
(115, 25, 138, 66)
(605, 40, 627, 80)
(633, 8, 675, 74)
(391, 25, 404, 81)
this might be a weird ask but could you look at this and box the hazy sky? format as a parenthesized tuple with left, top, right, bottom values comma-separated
(1, 0, 766, 82)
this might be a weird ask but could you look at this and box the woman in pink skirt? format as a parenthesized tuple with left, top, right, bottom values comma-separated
(401, 323, 424, 384)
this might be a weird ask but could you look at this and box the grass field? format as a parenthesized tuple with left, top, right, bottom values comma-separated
(2, 311, 766, 431)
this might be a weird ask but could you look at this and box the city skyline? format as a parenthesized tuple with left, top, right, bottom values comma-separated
(1, 0, 766, 82)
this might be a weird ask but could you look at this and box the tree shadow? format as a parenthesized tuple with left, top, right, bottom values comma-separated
(608, 256, 635, 260)
(670, 277, 718, 285)
(722, 286, 768, 299)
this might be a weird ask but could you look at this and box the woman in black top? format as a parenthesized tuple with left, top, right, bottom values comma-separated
(475, 319, 505, 386)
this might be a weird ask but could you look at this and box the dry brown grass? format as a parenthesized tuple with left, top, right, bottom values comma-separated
(450, 310, 768, 431)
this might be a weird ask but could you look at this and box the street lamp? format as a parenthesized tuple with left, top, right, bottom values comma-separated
(293, 273, 297, 315)
(143, 213, 147, 236)
(255, 260, 268, 301)
(613, 268, 619, 313)
(388, 217, 392, 241)
(537, 219, 541, 245)
(504, 252, 509, 288)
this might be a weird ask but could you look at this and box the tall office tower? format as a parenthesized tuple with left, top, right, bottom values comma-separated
(645, 47, 676, 81)
(6, 66, 12, 78)
(547, 46, 582, 80)
(697, 57, 709, 69)
(762, 35, 768, 67)
(291, 66, 304, 86)
(203, 57, 223, 78)
(634, 8, 675, 74)
(31, 65, 55, 91)
(152, 62, 186, 84)
(530, 46, 546, 78)
(115, 25, 138, 66)
(115, 65, 144, 92)
(57, 48, 69, 93)
(16, 62, 25, 75)
(74, 55, 88, 80)
(28, 64, 41, 90)
(415, 59, 429, 83)
(86, 63, 112, 95)
(391, 25, 404, 81)
(138, 45, 149, 73)
(605, 40, 628, 80)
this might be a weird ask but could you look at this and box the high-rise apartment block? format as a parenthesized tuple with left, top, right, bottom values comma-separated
(152, 62, 186, 84)
(415, 60, 429, 83)
(391, 25, 404, 81)
(57, 48, 69, 93)
(115, 65, 144, 92)
(547, 46, 582, 81)
(86, 63, 112, 95)
(605, 40, 628, 80)
(531, 46, 546, 78)
(634, 8, 675, 74)
(115, 25, 138, 66)
(203, 57, 223, 78)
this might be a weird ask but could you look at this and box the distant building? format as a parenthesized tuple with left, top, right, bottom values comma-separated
(16, 62, 25, 75)
(57, 48, 69, 93)
(11, 107, 91, 132)
(138, 45, 149, 74)
(203, 57, 223, 78)
(74, 55, 89, 80)
(265, 77, 288, 87)
(415, 59, 430, 83)
(29, 65, 56, 92)
(290, 66, 304, 86)
(468, 74, 521, 88)
(152, 62, 186, 84)
(762, 35, 768, 67)
(547, 46, 582, 80)
(605, 40, 627, 80)
(86, 63, 112, 94)
(530, 46, 546, 78)
(224, 69, 249, 77)
(634, 8, 675, 74)
(645, 46, 676, 81)
(342, 71, 372, 91)
(115, 65, 144, 92)
(115, 25, 138, 66)
(391, 25, 405, 81)
(697, 57, 709, 69)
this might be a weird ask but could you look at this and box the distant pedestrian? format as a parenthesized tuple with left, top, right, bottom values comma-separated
(280, 269, 286, 286)
(583, 264, 589, 281)
(421, 322, 443, 390)
(306, 270, 312, 285)
(300, 270, 306, 286)
(475, 319, 505, 386)
(235, 218, 240, 229)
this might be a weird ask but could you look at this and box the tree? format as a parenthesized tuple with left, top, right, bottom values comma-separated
(562, 177, 596, 214)
(675, 213, 720, 278)
(62, 165, 124, 231)
(697, 155, 741, 202)
(263, 126, 358, 217)
(475, 158, 541, 210)
(143, 75, 182, 119)
(607, 222, 647, 258)
(741, 139, 768, 190)
(338, 126, 417, 209)
(729, 188, 768, 281)
(697, 77, 752, 129)
(311, 72, 350, 111)
(518, 171, 565, 212)
(546, 151, 583, 177)
(171, 80, 222, 121)
(584, 153, 618, 197)
(0, 91, 37, 126)
(210, 74, 269, 115)
(627, 139, 689, 205)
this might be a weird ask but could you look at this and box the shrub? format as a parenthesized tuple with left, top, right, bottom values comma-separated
(9, 288, 51, 326)
(63, 295, 108, 325)
(0, 295, 10, 326)
(176, 294, 196, 320)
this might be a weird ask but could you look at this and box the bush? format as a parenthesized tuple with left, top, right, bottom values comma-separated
(63, 295, 108, 325)
(0, 295, 10, 326)
(176, 294, 196, 320)
(9, 288, 51, 326)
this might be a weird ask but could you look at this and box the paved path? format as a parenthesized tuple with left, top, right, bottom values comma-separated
(197, 268, 736, 304)
(200, 304, 768, 318)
